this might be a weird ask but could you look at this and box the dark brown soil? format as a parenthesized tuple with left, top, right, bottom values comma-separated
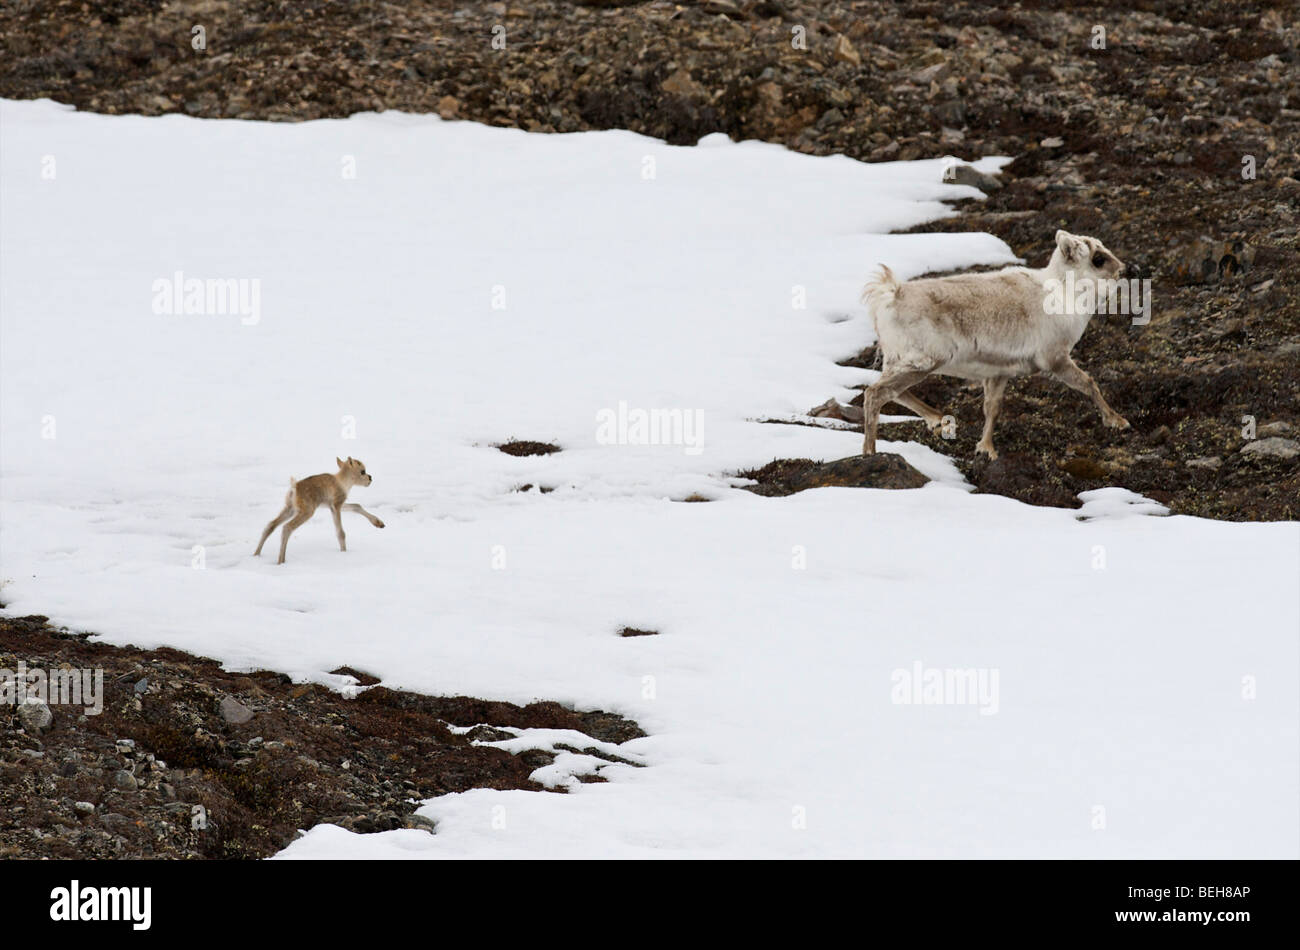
(497, 440, 561, 457)
(737, 453, 929, 495)
(0, 615, 643, 859)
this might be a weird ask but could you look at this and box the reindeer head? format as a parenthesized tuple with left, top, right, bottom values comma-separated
(1052, 230, 1125, 280)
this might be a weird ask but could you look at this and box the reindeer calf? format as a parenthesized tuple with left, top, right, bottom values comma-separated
(254, 457, 384, 564)
(859, 229, 1130, 459)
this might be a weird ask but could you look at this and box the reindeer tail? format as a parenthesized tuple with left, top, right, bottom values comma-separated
(861, 264, 901, 311)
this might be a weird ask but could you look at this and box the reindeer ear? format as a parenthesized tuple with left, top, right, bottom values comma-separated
(347, 456, 355, 465)
(336, 457, 344, 469)
(1056, 229, 1079, 261)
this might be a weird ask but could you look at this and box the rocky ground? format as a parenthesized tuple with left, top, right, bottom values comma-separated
(0, 614, 643, 858)
(1, 0, 1296, 858)
(2, 0, 1296, 517)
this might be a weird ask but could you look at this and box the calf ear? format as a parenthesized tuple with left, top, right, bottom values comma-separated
(336, 457, 344, 469)
(1056, 229, 1080, 261)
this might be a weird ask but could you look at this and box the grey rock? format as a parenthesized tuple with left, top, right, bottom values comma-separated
(74, 801, 95, 815)
(404, 814, 437, 833)
(934, 99, 966, 127)
(17, 700, 53, 734)
(465, 725, 515, 743)
(1258, 421, 1294, 438)
(518, 749, 557, 769)
(911, 61, 949, 84)
(942, 162, 1002, 192)
(1240, 437, 1300, 460)
(219, 696, 254, 724)
(1186, 456, 1222, 470)
(113, 770, 138, 791)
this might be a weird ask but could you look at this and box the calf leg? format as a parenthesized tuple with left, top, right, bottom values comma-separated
(277, 508, 315, 565)
(330, 503, 347, 552)
(1048, 356, 1129, 429)
(343, 502, 385, 529)
(255, 504, 293, 556)
(976, 377, 1009, 459)
(862, 367, 934, 454)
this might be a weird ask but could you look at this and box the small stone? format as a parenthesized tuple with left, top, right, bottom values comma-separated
(115, 739, 136, 755)
(74, 801, 95, 815)
(941, 163, 1002, 192)
(1186, 456, 1222, 471)
(113, 770, 138, 791)
(1240, 437, 1300, 460)
(661, 69, 707, 98)
(1060, 458, 1109, 480)
(435, 95, 460, 120)
(933, 99, 966, 127)
(911, 61, 949, 84)
(17, 699, 52, 735)
(465, 725, 515, 742)
(519, 749, 557, 769)
(219, 696, 254, 724)
(702, 0, 744, 17)
(833, 34, 860, 66)
(1258, 421, 1293, 438)
(404, 814, 437, 833)
(1040, 136, 1064, 148)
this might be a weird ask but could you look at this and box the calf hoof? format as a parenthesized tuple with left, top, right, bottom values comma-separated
(1106, 415, 1131, 429)
(375, 520, 386, 529)
(976, 444, 999, 460)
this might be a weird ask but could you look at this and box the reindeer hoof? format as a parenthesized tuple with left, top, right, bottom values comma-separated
(1106, 415, 1131, 429)
(976, 445, 999, 460)
(376, 520, 386, 529)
